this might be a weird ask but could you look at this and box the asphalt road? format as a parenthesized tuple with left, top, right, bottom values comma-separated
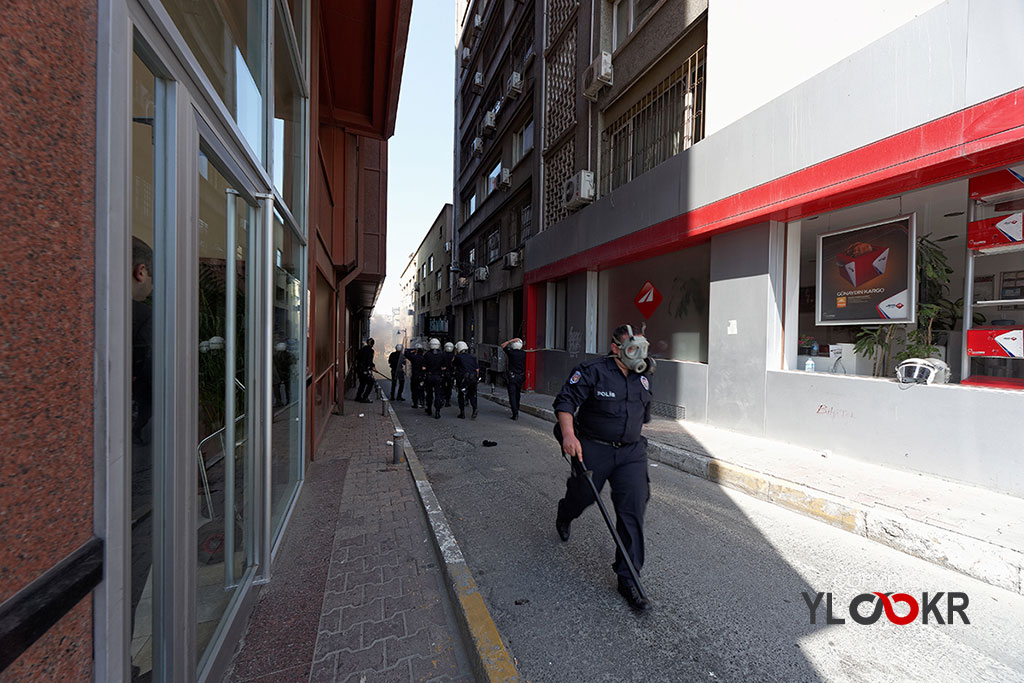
(386, 383, 1024, 683)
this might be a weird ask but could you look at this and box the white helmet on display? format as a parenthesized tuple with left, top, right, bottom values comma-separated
(455, 341, 468, 353)
(429, 338, 441, 350)
(395, 343, 403, 351)
(510, 339, 523, 350)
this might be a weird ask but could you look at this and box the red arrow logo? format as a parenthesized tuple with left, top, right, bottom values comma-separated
(634, 281, 662, 319)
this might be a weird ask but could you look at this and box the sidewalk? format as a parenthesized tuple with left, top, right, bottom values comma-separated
(482, 386, 1024, 596)
(226, 397, 477, 683)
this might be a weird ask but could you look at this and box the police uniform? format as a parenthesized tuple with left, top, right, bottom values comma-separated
(421, 349, 447, 417)
(388, 349, 405, 400)
(406, 348, 423, 407)
(453, 352, 479, 418)
(441, 349, 456, 406)
(504, 346, 526, 419)
(553, 355, 652, 591)
(355, 343, 375, 402)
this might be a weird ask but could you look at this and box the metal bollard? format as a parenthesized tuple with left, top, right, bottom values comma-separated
(392, 430, 405, 464)
(381, 397, 389, 416)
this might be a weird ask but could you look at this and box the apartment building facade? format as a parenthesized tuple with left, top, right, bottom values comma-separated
(405, 204, 455, 342)
(523, 0, 1024, 498)
(453, 0, 538, 380)
(0, 1, 410, 681)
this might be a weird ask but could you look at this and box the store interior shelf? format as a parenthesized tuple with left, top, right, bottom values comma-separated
(973, 299, 1024, 307)
(961, 375, 1024, 390)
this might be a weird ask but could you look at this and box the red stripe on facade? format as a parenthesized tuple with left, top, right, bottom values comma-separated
(527, 86, 1024, 284)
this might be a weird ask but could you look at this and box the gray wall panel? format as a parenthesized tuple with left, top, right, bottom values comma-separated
(965, 0, 1024, 107)
(765, 370, 1024, 497)
(706, 224, 772, 434)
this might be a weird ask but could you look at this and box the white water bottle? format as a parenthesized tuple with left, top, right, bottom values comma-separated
(804, 358, 815, 372)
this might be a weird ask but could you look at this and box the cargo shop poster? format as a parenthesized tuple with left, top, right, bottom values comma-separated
(816, 215, 916, 325)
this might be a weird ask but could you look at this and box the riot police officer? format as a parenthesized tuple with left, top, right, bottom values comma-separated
(388, 343, 406, 401)
(441, 341, 456, 407)
(453, 341, 479, 419)
(553, 324, 655, 611)
(421, 337, 447, 419)
(500, 337, 527, 419)
(355, 337, 375, 403)
(406, 343, 424, 408)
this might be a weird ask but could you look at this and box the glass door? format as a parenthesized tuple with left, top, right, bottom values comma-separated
(195, 147, 257, 666)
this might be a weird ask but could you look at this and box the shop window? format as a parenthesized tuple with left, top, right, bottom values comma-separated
(273, 5, 305, 217)
(597, 244, 710, 362)
(785, 177, 1017, 384)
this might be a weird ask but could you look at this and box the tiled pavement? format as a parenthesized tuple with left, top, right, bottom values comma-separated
(227, 396, 474, 682)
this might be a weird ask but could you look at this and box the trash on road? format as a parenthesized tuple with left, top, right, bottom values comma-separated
(386, 440, 394, 446)
(482, 440, 497, 447)
(358, 413, 365, 417)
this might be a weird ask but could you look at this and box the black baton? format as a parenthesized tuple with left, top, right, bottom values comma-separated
(560, 450, 648, 603)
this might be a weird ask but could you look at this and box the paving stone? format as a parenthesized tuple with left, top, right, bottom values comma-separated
(363, 613, 408, 646)
(340, 597, 385, 628)
(409, 652, 460, 683)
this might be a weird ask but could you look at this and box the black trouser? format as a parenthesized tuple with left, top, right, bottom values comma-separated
(356, 369, 375, 401)
(410, 374, 423, 406)
(441, 373, 454, 405)
(506, 371, 523, 416)
(390, 369, 405, 400)
(457, 375, 477, 414)
(424, 374, 443, 412)
(557, 437, 649, 584)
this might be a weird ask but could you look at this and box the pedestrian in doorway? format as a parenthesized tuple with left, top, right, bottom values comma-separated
(355, 338, 375, 402)
(500, 337, 527, 419)
(421, 337, 446, 419)
(388, 343, 406, 400)
(441, 341, 456, 407)
(553, 324, 656, 611)
(453, 341, 479, 419)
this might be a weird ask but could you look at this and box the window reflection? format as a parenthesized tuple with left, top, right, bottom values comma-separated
(274, 5, 305, 215)
(162, 0, 266, 160)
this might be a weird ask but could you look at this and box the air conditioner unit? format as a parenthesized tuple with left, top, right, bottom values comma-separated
(498, 167, 512, 190)
(413, 281, 420, 292)
(457, 276, 469, 289)
(506, 71, 523, 98)
(582, 51, 613, 101)
(471, 71, 484, 94)
(563, 170, 596, 210)
(470, 13, 483, 39)
(475, 266, 489, 282)
(472, 137, 484, 157)
(502, 251, 520, 269)
(483, 110, 497, 135)
(460, 46, 471, 67)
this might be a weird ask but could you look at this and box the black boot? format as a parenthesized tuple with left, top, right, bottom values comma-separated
(425, 407, 432, 415)
(434, 407, 441, 419)
(617, 578, 650, 611)
(458, 411, 465, 419)
(471, 408, 477, 419)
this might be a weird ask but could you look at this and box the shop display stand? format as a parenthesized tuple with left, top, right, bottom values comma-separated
(961, 170, 1024, 389)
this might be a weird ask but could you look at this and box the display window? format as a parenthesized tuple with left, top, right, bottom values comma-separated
(788, 164, 1024, 388)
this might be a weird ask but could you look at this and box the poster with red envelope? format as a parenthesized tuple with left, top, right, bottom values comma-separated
(816, 215, 916, 325)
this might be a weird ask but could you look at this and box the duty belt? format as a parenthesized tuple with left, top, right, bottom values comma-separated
(580, 434, 635, 449)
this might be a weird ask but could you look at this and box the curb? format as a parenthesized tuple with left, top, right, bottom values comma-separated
(385, 403, 520, 682)
(481, 392, 1024, 596)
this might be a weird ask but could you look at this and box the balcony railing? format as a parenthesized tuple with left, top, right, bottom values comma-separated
(600, 45, 705, 196)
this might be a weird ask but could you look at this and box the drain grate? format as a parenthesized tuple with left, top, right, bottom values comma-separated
(651, 401, 684, 420)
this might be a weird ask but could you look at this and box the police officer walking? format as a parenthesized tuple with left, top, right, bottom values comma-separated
(500, 337, 527, 420)
(452, 341, 479, 419)
(553, 324, 655, 611)
(441, 341, 456, 407)
(421, 337, 447, 419)
(388, 343, 406, 401)
(355, 337, 376, 403)
(406, 343, 424, 408)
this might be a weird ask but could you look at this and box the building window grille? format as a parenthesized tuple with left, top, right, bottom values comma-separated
(600, 45, 706, 195)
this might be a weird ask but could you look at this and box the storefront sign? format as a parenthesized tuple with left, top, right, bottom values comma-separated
(427, 315, 449, 334)
(634, 281, 663, 319)
(816, 215, 916, 325)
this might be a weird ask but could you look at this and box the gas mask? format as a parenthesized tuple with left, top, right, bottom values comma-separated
(613, 324, 650, 374)
(510, 340, 523, 350)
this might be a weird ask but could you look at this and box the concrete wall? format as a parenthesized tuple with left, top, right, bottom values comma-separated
(706, 223, 779, 433)
(704, 0, 944, 135)
(527, 0, 1024, 274)
(765, 371, 1024, 497)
